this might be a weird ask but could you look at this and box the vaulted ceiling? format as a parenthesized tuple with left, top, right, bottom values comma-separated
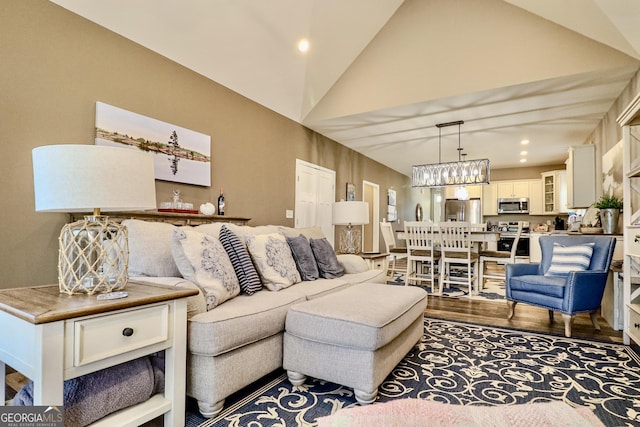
(50, 0, 640, 176)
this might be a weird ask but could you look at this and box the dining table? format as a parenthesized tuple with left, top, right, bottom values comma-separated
(396, 230, 501, 251)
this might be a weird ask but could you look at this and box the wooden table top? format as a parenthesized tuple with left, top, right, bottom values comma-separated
(0, 281, 198, 324)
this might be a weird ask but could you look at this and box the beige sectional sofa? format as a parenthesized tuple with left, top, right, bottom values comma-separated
(122, 219, 385, 417)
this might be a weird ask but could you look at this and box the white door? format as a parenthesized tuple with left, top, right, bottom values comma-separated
(295, 160, 336, 247)
(362, 180, 380, 252)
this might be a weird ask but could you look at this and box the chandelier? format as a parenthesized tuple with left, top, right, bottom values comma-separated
(412, 120, 490, 187)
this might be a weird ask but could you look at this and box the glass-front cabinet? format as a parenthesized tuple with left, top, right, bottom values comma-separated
(541, 170, 567, 214)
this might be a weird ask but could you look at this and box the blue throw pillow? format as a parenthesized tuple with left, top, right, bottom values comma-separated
(219, 225, 262, 295)
(286, 234, 319, 281)
(309, 237, 344, 279)
(544, 243, 594, 277)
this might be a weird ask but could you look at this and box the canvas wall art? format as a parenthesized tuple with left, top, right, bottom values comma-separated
(602, 139, 623, 200)
(95, 102, 211, 186)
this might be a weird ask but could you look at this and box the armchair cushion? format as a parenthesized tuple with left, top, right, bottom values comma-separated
(508, 275, 566, 298)
(545, 243, 594, 277)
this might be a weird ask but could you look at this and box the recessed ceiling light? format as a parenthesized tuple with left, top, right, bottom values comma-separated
(297, 39, 309, 53)
(521, 139, 529, 145)
(520, 158, 527, 163)
(520, 151, 528, 155)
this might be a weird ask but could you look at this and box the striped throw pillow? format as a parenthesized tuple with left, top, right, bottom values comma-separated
(544, 243, 594, 277)
(219, 225, 263, 295)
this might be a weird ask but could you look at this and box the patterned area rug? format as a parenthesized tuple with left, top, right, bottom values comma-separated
(186, 319, 640, 427)
(389, 273, 506, 302)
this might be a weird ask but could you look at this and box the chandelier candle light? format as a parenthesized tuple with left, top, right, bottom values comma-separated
(412, 120, 490, 188)
(332, 201, 369, 254)
(32, 145, 157, 295)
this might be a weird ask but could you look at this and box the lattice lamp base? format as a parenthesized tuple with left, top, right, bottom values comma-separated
(338, 226, 362, 254)
(58, 216, 129, 295)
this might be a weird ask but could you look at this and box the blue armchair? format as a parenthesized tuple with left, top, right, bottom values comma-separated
(506, 235, 616, 337)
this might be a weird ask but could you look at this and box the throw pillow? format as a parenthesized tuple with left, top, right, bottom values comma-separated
(310, 237, 345, 279)
(245, 233, 301, 291)
(218, 225, 262, 295)
(286, 234, 319, 281)
(171, 227, 240, 310)
(545, 243, 595, 277)
(336, 254, 370, 274)
(122, 219, 181, 277)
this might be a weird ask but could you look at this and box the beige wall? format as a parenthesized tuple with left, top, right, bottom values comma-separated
(0, 2, 408, 288)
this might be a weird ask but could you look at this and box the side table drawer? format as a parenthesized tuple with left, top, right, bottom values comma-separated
(628, 305, 640, 345)
(73, 304, 169, 367)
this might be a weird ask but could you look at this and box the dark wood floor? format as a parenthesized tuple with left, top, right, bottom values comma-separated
(424, 295, 624, 344)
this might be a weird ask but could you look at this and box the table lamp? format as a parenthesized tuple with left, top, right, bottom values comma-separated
(332, 201, 370, 254)
(32, 144, 157, 295)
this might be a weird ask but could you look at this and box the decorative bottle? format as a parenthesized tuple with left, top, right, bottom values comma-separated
(217, 188, 225, 216)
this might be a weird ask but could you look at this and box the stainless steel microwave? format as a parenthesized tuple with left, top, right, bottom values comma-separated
(497, 198, 529, 214)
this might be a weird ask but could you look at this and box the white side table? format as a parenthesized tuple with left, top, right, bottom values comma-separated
(0, 282, 197, 426)
(359, 252, 389, 270)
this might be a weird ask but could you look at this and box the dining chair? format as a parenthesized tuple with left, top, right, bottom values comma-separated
(380, 221, 407, 282)
(404, 221, 440, 292)
(478, 222, 522, 289)
(438, 221, 478, 295)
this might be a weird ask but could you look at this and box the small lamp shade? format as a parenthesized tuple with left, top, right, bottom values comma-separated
(332, 201, 370, 225)
(32, 144, 157, 295)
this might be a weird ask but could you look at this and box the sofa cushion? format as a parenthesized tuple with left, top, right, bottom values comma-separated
(219, 225, 263, 295)
(545, 243, 594, 277)
(286, 234, 320, 281)
(188, 290, 306, 356)
(246, 233, 301, 290)
(310, 238, 344, 279)
(285, 283, 428, 351)
(171, 227, 240, 310)
(123, 219, 180, 277)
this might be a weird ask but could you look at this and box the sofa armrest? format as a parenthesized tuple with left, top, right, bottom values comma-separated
(563, 270, 609, 312)
(130, 276, 206, 318)
(506, 263, 539, 281)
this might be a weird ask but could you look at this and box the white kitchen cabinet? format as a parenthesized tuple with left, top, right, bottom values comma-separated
(566, 144, 596, 209)
(482, 183, 497, 216)
(618, 91, 640, 345)
(541, 170, 567, 214)
(497, 181, 529, 199)
(528, 180, 543, 215)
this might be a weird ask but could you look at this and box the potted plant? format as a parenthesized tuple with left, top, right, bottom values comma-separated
(594, 195, 623, 234)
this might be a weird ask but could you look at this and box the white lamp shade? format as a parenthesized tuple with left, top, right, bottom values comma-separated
(33, 144, 157, 212)
(332, 201, 370, 225)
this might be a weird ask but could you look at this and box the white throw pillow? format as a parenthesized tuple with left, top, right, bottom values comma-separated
(171, 227, 240, 310)
(245, 233, 301, 291)
(545, 243, 594, 277)
(337, 254, 370, 274)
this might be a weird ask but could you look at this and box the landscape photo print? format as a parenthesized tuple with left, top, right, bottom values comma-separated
(95, 102, 211, 186)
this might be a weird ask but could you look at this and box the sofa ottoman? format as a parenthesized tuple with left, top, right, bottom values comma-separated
(283, 283, 427, 404)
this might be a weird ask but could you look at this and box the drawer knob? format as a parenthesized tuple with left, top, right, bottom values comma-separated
(635, 323, 640, 329)
(122, 327, 134, 337)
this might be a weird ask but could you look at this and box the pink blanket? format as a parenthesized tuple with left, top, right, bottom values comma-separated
(317, 399, 604, 427)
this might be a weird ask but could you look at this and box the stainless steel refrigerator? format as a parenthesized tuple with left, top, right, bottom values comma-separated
(444, 198, 482, 223)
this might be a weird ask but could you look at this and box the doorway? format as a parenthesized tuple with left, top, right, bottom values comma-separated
(294, 159, 336, 247)
(362, 180, 380, 253)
